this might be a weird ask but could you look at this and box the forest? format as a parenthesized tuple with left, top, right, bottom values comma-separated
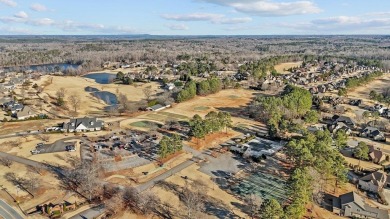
(2, 35, 390, 72)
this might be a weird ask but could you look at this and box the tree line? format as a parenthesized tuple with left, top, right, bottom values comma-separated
(189, 112, 232, 141)
(176, 77, 222, 103)
(249, 85, 313, 138)
(158, 134, 183, 158)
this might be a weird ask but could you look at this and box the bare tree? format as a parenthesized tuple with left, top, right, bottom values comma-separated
(55, 87, 66, 100)
(105, 192, 125, 215)
(245, 194, 262, 219)
(61, 161, 102, 202)
(68, 94, 81, 115)
(0, 157, 13, 168)
(142, 85, 153, 101)
(180, 180, 207, 219)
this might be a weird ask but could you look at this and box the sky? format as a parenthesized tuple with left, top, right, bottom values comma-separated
(0, 0, 390, 35)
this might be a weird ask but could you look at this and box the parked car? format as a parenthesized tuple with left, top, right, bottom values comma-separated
(31, 149, 41, 155)
(65, 145, 76, 152)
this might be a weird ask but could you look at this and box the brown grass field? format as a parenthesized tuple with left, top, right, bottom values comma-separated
(274, 62, 302, 74)
(36, 74, 163, 116)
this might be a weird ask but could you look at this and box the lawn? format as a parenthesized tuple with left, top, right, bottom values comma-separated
(194, 106, 210, 111)
(130, 121, 161, 128)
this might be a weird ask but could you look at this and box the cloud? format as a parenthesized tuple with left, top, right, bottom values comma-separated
(166, 23, 189, 31)
(279, 14, 390, 33)
(14, 11, 28, 19)
(217, 17, 252, 24)
(161, 13, 252, 25)
(29, 18, 54, 26)
(162, 13, 224, 21)
(0, 0, 17, 7)
(30, 3, 49, 12)
(199, 0, 321, 16)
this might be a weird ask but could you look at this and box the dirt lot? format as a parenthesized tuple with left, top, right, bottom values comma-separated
(36, 74, 162, 116)
(274, 62, 302, 74)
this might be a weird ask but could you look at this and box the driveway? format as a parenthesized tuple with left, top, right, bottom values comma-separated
(0, 200, 23, 219)
(69, 204, 105, 219)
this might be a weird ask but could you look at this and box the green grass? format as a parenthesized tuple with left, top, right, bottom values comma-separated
(159, 112, 189, 120)
(130, 121, 161, 128)
(146, 113, 168, 122)
(194, 106, 210, 111)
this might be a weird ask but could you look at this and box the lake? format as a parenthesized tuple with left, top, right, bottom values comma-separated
(1, 63, 80, 72)
(83, 73, 116, 84)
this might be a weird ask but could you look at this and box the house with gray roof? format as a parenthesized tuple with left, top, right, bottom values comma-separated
(61, 117, 104, 132)
(361, 127, 386, 142)
(358, 171, 390, 193)
(146, 104, 170, 112)
(14, 105, 37, 120)
(332, 191, 389, 219)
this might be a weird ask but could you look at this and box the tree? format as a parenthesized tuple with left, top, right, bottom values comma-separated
(189, 114, 206, 141)
(334, 130, 348, 149)
(260, 199, 283, 219)
(282, 85, 312, 118)
(68, 94, 81, 115)
(116, 71, 125, 81)
(0, 157, 13, 168)
(118, 93, 130, 113)
(142, 85, 153, 101)
(181, 180, 206, 219)
(158, 134, 183, 158)
(304, 110, 319, 124)
(158, 136, 170, 158)
(354, 141, 369, 167)
(245, 194, 262, 219)
(55, 87, 66, 106)
(218, 112, 233, 133)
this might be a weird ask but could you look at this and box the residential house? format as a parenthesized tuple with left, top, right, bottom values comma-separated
(2, 101, 23, 113)
(61, 117, 104, 132)
(328, 122, 352, 135)
(14, 106, 37, 120)
(358, 171, 390, 193)
(332, 191, 389, 219)
(146, 104, 170, 112)
(332, 115, 356, 129)
(369, 146, 388, 164)
(360, 127, 386, 142)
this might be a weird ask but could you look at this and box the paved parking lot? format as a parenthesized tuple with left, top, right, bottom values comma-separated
(33, 137, 79, 154)
(80, 130, 161, 172)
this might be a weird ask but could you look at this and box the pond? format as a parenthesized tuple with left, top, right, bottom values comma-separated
(83, 73, 116, 84)
(85, 86, 118, 110)
(2, 63, 80, 72)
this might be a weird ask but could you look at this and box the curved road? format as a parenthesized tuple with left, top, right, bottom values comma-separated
(0, 200, 23, 219)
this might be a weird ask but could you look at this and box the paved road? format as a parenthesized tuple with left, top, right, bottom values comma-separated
(0, 200, 23, 219)
(136, 159, 195, 192)
(0, 151, 64, 176)
(136, 144, 206, 192)
(69, 204, 105, 219)
(0, 131, 42, 140)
